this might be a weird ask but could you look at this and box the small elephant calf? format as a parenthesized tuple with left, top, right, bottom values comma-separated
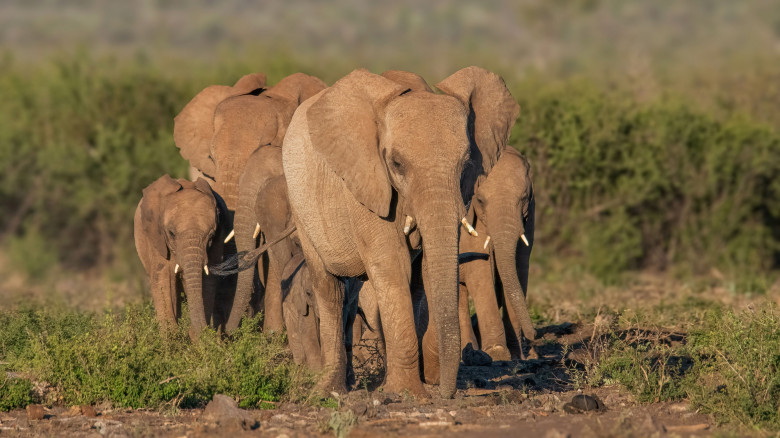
(134, 175, 229, 340)
(281, 251, 323, 370)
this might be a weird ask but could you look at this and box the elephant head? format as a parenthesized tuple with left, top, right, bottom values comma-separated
(470, 148, 536, 342)
(174, 72, 326, 211)
(140, 175, 228, 338)
(304, 67, 518, 397)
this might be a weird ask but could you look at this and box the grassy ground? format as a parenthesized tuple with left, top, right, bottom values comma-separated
(2, 276, 778, 432)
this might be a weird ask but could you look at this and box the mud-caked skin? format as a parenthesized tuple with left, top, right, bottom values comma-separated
(282, 67, 519, 398)
(133, 175, 229, 340)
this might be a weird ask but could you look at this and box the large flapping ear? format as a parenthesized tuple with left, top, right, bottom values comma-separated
(173, 72, 267, 178)
(380, 70, 433, 92)
(265, 73, 328, 105)
(436, 67, 520, 178)
(140, 175, 182, 258)
(307, 69, 406, 218)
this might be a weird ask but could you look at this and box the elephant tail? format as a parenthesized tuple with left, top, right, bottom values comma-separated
(209, 224, 296, 276)
(356, 306, 375, 333)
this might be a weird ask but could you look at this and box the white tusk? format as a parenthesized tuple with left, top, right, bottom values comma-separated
(461, 217, 478, 237)
(253, 223, 261, 239)
(203, 265, 209, 275)
(174, 264, 179, 274)
(403, 216, 414, 235)
(483, 235, 491, 249)
(223, 229, 235, 243)
(521, 234, 529, 247)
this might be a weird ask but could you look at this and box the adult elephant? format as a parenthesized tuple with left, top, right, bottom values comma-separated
(174, 72, 327, 211)
(134, 176, 229, 340)
(229, 145, 293, 332)
(174, 72, 327, 333)
(281, 67, 519, 398)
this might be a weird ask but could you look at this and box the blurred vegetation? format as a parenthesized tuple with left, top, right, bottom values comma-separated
(0, 304, 312, 410)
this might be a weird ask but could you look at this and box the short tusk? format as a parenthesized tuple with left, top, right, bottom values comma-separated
(203, 265, 209, 275)
(461, 217, 478, 237)
(253, 223, 261, 239)
(224, 229, 235, 243)
(174, 264, 179, 274)
(483, 235, 491, 249)
(403, 215, 414, 235)
(521, 234, 529, 247)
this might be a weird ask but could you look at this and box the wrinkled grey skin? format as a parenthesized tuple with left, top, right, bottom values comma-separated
(134, 176, 229, 340)
(281, 67, 518, 398)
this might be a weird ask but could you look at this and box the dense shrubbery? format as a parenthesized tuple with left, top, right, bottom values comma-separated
(511, 79, 780, 285)
(0, 305, 311, 409)
(0, 53, 778, 287)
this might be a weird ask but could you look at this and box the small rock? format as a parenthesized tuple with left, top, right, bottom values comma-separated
(203, 394, 258, 430)
(80, 405, 97, 418)
(562, 394, 605, 414)
(26, 405, 45, 420)
(349, 402, 368, 417)
(462, 343, 492, 366)
(544, 429, 570, 438)
(448, 410, 457, 417)
(372, 399, 381, 407)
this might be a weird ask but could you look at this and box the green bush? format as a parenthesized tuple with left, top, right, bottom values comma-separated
(688, 305, 780, 429)
(0, 376, 33, 411)
(0, 305, 311, 410)
(512, 79, 780, 284)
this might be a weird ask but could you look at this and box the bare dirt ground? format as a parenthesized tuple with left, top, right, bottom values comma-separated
(1, 322, 715, 437)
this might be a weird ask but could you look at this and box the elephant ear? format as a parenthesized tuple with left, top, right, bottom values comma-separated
(381, 70, 433, 92)
(232, 72, 267, 91)
(173, 73, 267, 178)
(436, 67, 519, 179)
(140, 175, 183, 258)
(307, 69, 406, 218)
(266, 73, 327, 105)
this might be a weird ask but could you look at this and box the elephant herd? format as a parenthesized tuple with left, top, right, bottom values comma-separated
(133, 67, 536, 399)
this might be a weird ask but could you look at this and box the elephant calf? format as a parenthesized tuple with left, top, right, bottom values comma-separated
(134, 175, 229, 340)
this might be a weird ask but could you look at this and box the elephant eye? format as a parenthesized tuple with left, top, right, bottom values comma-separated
(390, 153, 406, 175)
(168, 230, 175, 238)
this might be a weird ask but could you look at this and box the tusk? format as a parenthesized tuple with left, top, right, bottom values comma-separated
(403, 215, 414, 235)
(521, 234, 529, 247)
(253, 223, 261, 239)
(223, 229, 235, 243)
(483, 235, 491, 249)
(203, 265, 209, 275)
(461, 217, 478, 237)
(174, 264, 179, 274)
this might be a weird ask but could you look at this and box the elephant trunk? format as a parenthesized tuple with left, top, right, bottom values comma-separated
(178, 235, 208, 340)
(226, 186, 261, 333)
(416, 194, 461, 399)
(494, 221, 536, 342)
(216, 173, 240, 212)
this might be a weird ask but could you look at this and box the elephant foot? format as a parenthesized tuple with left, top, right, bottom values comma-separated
(314, 371, 348, 398)
(382, 372, 429, 399)
(484, 344, 511, 362)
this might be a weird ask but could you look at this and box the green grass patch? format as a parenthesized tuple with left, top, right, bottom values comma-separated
(577, 303, 779, 430)
(0, 304, 312, 410)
